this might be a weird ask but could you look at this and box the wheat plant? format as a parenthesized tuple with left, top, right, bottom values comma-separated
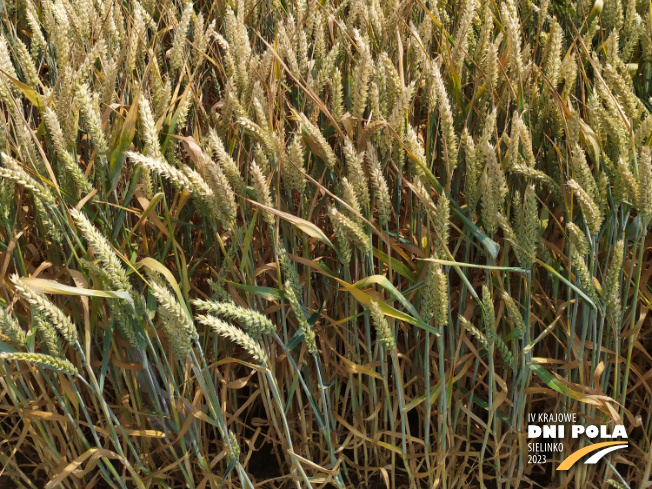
(0, 0, 651, 487)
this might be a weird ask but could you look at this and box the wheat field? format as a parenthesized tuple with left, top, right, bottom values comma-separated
(0, 0, 651, 487)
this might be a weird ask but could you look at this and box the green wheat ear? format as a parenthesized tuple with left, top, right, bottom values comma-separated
(250, 161, 275, 227)
(369, 301, 396, 352)
(607, 480, 627, 489)
(192, 299, 275, 337)
(459, 316, 489, 351)
(0, 307, 27, 347)
(195, 314, 268, 367)
(0, 352, 78, 376)
(70, 209, 133, 293)
(150, 273, 197, 359)
(284, 280, 317, 356)
(11, 274, 78, 346)
(422, 263, 448, 327)
(501, 292, 526, 338)
(367, 142, 392, 227)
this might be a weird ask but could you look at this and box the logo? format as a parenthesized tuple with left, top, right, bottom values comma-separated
(527, 413, 628, 470)
(556, 441, 628, 470)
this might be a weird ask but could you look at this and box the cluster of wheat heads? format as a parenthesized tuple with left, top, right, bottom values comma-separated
(0, 0, 651, 487)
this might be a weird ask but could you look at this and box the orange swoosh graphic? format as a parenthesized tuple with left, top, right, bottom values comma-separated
(557, 441, 628, 470)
